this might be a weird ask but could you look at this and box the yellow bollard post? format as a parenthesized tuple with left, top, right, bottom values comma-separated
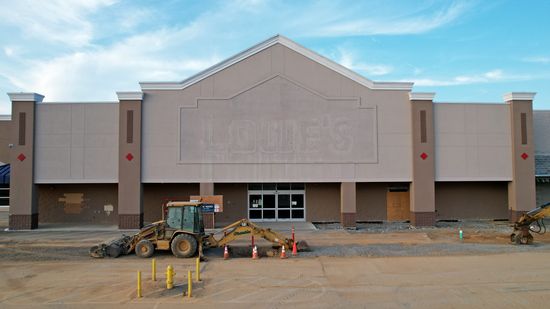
(152, 258, 156, 281)
(195, 257, 201, 282)
(166, 265, 175, 289)
(187, 270, 192, 298)
(137, 271, 142, 298)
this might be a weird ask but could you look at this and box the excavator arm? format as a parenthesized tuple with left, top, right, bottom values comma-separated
(202, 219, 308, 251)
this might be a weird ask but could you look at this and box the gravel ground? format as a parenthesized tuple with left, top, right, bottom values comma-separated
(300, 242, 550, 258)
(0, 221, 550, 261)
(3, 219, 550, 262)
(315, 219, 518, 233)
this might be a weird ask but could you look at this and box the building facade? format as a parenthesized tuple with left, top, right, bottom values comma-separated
(534, 111, 550, 205)
(0, 35, 539, 230)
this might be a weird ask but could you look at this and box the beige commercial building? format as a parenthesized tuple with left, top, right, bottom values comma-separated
(0, 35, 541, 230)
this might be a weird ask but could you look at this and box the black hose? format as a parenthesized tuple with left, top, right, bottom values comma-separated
(530, 220, 541, 233)
(539, 219, 547, 235)
(530, 219, 547, 235)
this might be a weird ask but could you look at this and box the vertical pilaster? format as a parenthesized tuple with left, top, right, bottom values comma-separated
(117, 92, 144, 229)
(340, 182, 356, 228)
(409, 93, 436, 226)
(505, 92, 537, 222)
(7, 93, 44, 230)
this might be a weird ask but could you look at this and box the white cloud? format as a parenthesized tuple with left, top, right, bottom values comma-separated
(3, 28, 222, 101)
(301, 1, 472, 37)
(336, 48, 393, 76)
(0, 0, 117, 47)
(411, 69, 532, 86)
(522, 56, 550, 64)
(3, 47, 15, 57)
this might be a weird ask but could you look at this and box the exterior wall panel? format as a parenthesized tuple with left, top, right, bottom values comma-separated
(356, 182, 387, 221)
(305, 183, 340, 222)
(534, 111, 550, 154)
(434, 103, 512, 181)
(435, 182, 508, 219)
(34, 103, 119, 183)
(213, 183, 247, 225)
(0, 120, 11, 164)
(38, 184, 118, 224)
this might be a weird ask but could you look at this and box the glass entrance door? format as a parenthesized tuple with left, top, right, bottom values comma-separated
(277, 194, 291, 220)
(291, 194, 304, 220)
(248, 183, 305, 221)
(262, 194, 276, 221)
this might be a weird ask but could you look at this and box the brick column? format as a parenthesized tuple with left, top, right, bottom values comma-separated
(409, 93, 436, 226)
(505, 92, 537, 222)
(340, 182, 356, 228)
(117, 92, 143, 229)
(7, 93, 44, 230)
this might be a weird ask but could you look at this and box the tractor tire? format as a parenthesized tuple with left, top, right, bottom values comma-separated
(135, 239, 155, 258)
(106, 245, 122, 258)
(171, 234, 197, 258)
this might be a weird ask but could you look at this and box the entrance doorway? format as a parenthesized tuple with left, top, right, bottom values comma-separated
(248, 183, 305, 221)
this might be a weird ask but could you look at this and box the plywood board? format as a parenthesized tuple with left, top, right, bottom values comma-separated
(386, 191, 410, 221)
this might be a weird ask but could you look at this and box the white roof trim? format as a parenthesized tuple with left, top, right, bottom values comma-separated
(117, 91, 143, 101)
(0, 115, 11, 121)
(409, 92, 435, 101)
(503, 92, 536, 102)
(7, 92, 44, 102)
(139, 34, 414, 91)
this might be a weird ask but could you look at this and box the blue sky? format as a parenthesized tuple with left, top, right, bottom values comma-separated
(0, 0, 549, 114)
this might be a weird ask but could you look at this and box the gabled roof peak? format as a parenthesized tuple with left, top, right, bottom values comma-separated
(139, 34, 413, 91)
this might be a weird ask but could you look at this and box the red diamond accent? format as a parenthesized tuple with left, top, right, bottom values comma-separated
(521, 152, 529, 160)
(17, 153, 26, 162)
(125, 153, 134, 161)
(420, 152, 428, 160)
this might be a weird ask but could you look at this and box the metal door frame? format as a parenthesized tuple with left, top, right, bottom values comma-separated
(247, 186, 306, 222)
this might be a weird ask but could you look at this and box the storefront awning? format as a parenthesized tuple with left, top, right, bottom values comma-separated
(0, 164, 9, 184)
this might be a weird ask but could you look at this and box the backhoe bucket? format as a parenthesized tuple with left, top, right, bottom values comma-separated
(89, 235, 135, 258)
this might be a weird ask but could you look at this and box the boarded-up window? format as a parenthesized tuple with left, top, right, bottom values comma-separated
(18, 112, 26, 145)
(420, 110, 427, 143)
(520, 113, 527, 145)
(126, 110, 133, 144)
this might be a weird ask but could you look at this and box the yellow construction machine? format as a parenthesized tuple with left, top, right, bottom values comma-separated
(90, 201, 309, 258)
(510, 202, 550, 245)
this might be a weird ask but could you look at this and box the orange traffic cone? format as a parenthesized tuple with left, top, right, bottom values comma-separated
(252, 245, 259, 260)
(280, 245, 287, 259)
(292, 241, 298, 256)
(223, 245, 229, 260)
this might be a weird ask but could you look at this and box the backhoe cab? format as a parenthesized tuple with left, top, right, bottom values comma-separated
(134, 201, 205, 258)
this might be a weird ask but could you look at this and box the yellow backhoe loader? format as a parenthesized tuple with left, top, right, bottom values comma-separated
(510, 202, 550, 245)
(90, 201, 309, 258)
